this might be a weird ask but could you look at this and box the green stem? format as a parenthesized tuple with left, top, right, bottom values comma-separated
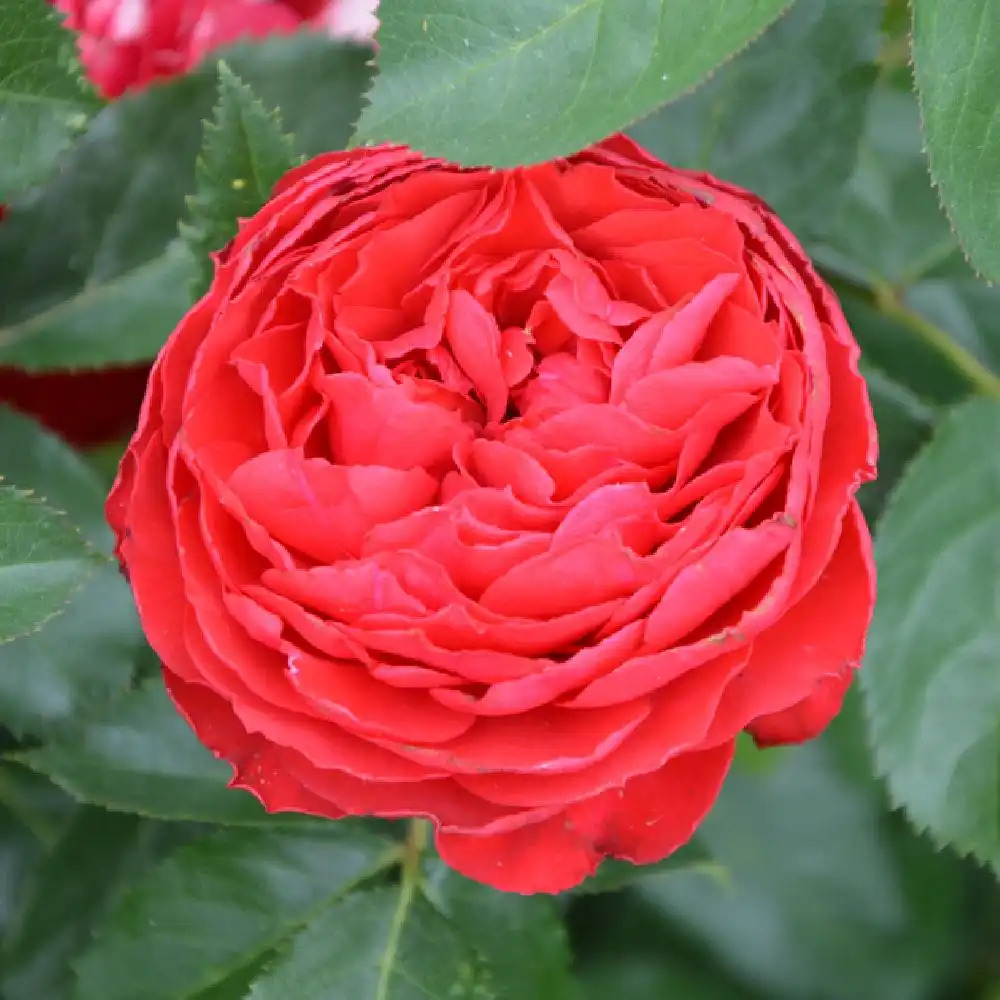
(375, 820, 430, 1000)
(828, 270, 1000, 400)
(869, 278, 1000, 399)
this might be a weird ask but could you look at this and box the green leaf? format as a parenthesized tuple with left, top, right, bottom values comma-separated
(904, 277, 1000, 378)
(0, 484, 100, 643)
(573, 838, 720, 895)
(0, 0, 99, 200)
(813, 84, 1000, 412)
(0, 33, 371, 372)
(246, 887, 488, 1000)
(1, 809, 192, 1000)
(352, 0, 796, 166)
(815, 86, 962, 287)
(0, 408, 138, 737)
(833, 289, 972, 407)
(863, 398, 1000, 872)
(911, 0, 1000, 279)
(0, 762, 75, 846)
(0, 801, 42, 938)
(72, 825, 395, 1000)
(637, 725, 963, 1000)
(17, 678, 273, 823)
(0, 239, 198, 371)
(182, 63, 300, 298)
(428, 867, 575, 1000)
(0, 564, 141, 739)
(629, 0, 879, 240)
(0, 407, 109, 548)
(578, 955, 757, 1000)
(189, 953, 279, 1000)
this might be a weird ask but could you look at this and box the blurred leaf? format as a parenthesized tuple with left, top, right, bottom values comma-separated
(0, 765, 76, 948)
(0, 565, 140, 738)
(569, 874, 759, 1000)
(0, 409, 138, 737)
(0, 484, 100, 643)
(882, 0, 910, 37)
(73, 824, 394, 1000)
(84, 440, 129, 488)
(0, 407, 109, 547)
(733, 732, 789, 776)
(245, 887, 486, 1000)
(637, 729, 961, 1000)
(0, 33, 371, 371)
(814, 83, 1000, 409)
(815, 86, 961, 286)
(427, 867, 576, 1000)
(573, 838, 719, 895)
(910, 0, 1000, 279)
(905, 278, 1000, 376)
(0, 803, 41, 938)
(863, 398, 1000, 872)
(353, 0, 795, 166)
(856, 363, 938, 522)
(0, 0, 99, 200)
(837, 293, 971, 406)
(578, 955, 757, 1000)
(0, 238, 198, 371)
(181, 63, 300, 298)
(1, 808, 192, 1000)
(17, 678, 272, 823)
(630, 0, 879, 239)
(0, 763, 75, 847)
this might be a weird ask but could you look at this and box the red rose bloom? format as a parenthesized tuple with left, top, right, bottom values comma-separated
(56, 0, 378, 98)
(108, 136, 876, 893)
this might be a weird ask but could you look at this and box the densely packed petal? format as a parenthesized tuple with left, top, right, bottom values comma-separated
(109, 135, 877, 893)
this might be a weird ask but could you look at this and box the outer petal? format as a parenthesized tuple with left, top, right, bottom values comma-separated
(436, 741, 734, 894)
(748, 660, 854, 748)
(709, 501, 874, 743)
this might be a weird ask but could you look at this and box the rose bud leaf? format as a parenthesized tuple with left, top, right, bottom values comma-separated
(0, 0, 100, 201)
(180, 63, 302, 301)
(863, 398, 1000, 873)
(70, 825, 396, 1000)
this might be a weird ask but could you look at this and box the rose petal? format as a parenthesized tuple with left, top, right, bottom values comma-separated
(435, 741, 733, 893)
(229, 451, 438, 560)
(707, 501, 874, 741)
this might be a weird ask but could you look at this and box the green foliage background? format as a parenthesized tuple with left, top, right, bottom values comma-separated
(2, 0, 1000, 997)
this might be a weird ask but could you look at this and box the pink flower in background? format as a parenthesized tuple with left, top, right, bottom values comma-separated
(56, 0, 379, 98)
